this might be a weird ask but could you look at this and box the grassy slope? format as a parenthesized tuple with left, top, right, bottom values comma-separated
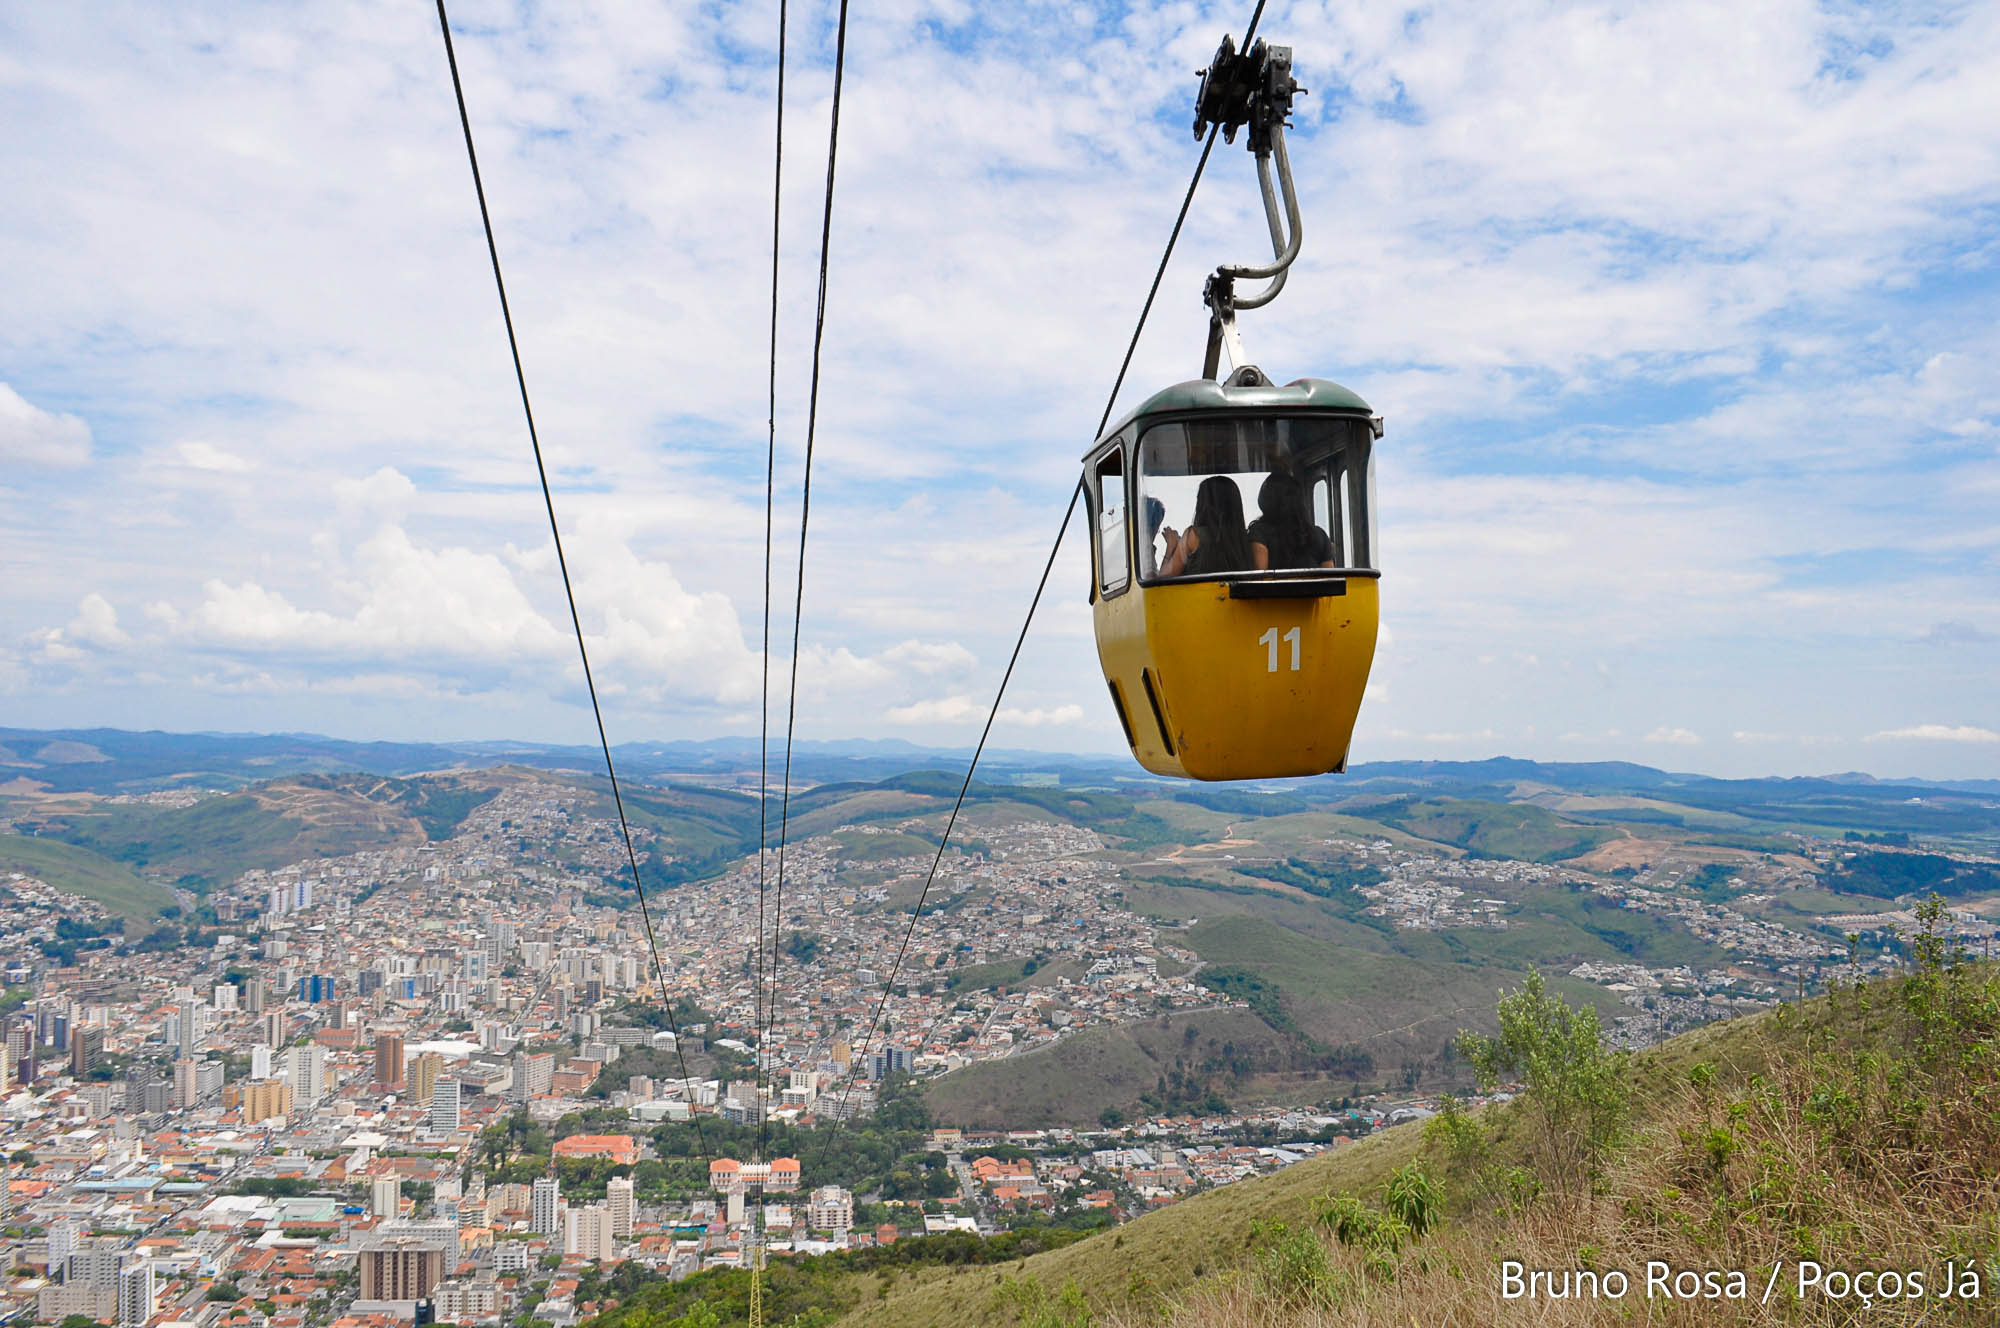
(23, 780, 427, 888)
(924, 1010, 1289, 1129)
(1369, 798, 1618, 862)
(838, 1126, 1424, 1328)
(847, 967, 1999, 1328)
(0, 834, 177, 922)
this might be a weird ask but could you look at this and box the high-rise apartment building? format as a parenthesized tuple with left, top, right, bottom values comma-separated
(530, 1176, 560, 1235)
(286, 1044, 326, 1105)
(70, 1026, 104, 1079)
(509, 1051, 553, 1103)
(606, 1176, 635, 1238)
(371, 1177, 401, 1219)
(429, 1078, 461, 1131)
(172, 1059, 197, 1111)
(46, 1219, 81, 1271)
(177, 1000, 203, 1058)
(869, 1046, 911, 1081)
(116, 1261, 154, 1327)
(409, 1052, 442, 1107)
(357, 1239, 444, 1301)
(564, 1204, 614, 1260)
(68, 1242, 122, 1291)
(240, 1078, 293, 1122)
(374, 1032, 405, 1086)
(809, 1185, 855, 1231)
(3, 1020, 32, 1083)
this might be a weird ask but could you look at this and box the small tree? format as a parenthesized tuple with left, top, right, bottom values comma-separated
(1456, 970, 1627, 1201)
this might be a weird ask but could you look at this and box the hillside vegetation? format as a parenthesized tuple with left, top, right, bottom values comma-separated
(0, 834, 176, 921)
(16, 778, 428, 888)
(589, 895, 2000, 1327)
(890, 898, 1998, 1326)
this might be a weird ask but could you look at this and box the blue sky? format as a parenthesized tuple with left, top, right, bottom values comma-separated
(2, 0, 1997, 780)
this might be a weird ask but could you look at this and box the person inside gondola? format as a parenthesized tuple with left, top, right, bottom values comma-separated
(1159, 475, 1253, 577)
(1249, 471, 1337, 570)
(1143, 496, 1169, 577)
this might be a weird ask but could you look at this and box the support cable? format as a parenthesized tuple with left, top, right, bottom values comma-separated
(754, 0, 790, 1173)
(432, 0, 709, 1167)
(805, 0, 1276, 1167)
(807, 481, 1080, 1164)
(761, 0, 853, 1137)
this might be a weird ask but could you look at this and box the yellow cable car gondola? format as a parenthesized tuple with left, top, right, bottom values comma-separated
(1085, 36, 1382, 781)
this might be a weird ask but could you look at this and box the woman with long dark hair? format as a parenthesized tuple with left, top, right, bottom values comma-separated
(1158, 475, 1253, 577)
(1249, 471, 1337, 570)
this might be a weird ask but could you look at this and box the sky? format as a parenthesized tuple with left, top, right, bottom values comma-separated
(2, 0, 1997, 781)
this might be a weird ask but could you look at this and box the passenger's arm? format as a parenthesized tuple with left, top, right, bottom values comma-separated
(1159, 527, 1198, 577)
(1251, 543, 1271, 571)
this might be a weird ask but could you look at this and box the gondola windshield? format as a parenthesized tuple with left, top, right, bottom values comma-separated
(1136, 415, 1375, 580)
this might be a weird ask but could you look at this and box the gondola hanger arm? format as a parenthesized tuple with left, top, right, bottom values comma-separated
(1194, 36, 1307, 379)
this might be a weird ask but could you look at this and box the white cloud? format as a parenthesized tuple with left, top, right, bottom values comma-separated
(0, 383, 91, 467)
(67, 594, 130, 648)
(1918, 621, 1994, 646)
(31, 593, 130, 659)
(996, 704, 1084, 728)
(334, 467, 419, 517)
(187, 523, 566, 660)
(1866, 724, 2000, 743)
(1645, 727, 1703, 746)
(176, 440, 255, 473)
(880, 640, 977, 677)
(1418, 729, 1500, 744)
(883, 695, 980, 726)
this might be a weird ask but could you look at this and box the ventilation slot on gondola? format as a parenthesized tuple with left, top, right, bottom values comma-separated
(1105, 681, 1137, 750)
(1140, 668, 1177, 756)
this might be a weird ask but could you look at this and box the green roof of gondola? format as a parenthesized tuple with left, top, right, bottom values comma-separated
(1089, 375, 1375, 456)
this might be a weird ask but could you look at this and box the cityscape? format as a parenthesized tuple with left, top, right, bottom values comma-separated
(4, 755, 1999, 1328)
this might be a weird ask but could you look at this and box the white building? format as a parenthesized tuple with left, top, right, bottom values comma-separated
(430, 1078, 462, 1131)
(530, 1176, 561, 1235)
(286, 1044, 326, 1105)
(606, 1176, 635, 1238)
(116, 1261, 154, 1328)
(564, 1204, 615, 1261)
(808, 1185, 854, 1232)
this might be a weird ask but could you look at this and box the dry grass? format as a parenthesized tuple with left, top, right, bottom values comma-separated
(849, 959, 2000, 1328)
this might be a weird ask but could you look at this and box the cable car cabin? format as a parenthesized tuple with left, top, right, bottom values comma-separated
(1085, 371, 1381, 781)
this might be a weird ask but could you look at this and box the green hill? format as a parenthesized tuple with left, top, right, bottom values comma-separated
(0, 834, 177, 922)
(1367, 797, 1617, 862)
(924, 1009, 1290, 1129)
(584, 913, 2000, 1327)
(15, 778, 427, 888)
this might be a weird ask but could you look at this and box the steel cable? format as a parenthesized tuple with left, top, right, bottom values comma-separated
(432, 0, 710, 1169)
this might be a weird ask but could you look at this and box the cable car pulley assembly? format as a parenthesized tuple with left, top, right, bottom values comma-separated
(1194, 35, 1305, 379)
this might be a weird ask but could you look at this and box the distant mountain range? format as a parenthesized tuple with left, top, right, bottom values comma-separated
(2, 727, 1997, 830)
